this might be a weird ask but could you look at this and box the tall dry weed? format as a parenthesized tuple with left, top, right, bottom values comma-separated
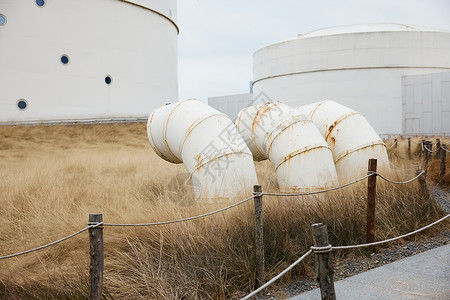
(0, 125, 447, 299)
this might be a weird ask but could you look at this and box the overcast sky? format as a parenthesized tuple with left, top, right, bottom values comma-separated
(177, 0, 450, 102)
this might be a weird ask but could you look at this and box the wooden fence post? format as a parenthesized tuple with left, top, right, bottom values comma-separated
(436, 139, 441, 159)
(417, 168, 430, 202)
(423, 141, 430, 171)
(408, 138, 412, 160)
(394, 138, 398, 148)
(89, 213, 104, 300)
(366, 159, 377, 247)
(440, 145, 447, 179)
(420, 139, 425, 157)
(428, 141, 433, 164)
(312, 223, 336, 300)
(253, 185, 265, 288)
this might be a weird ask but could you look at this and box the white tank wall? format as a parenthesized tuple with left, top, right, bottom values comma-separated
(0, 0, 178, 123)
(403, 71, 450, 135)
(253, 24, 450, 135)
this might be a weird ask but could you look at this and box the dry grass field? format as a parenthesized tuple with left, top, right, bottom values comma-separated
(0, 123, 447, 299)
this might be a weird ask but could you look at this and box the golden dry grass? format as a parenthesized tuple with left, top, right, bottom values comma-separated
(0, 124, 447, 299)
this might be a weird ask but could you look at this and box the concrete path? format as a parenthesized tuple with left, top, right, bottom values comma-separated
(289, 244, 450, 300)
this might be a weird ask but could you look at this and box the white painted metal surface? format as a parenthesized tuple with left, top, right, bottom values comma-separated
(402, 71, 450, 136)
(297, 100, 389, 184)
(147, 99, 258, 200)
(0, 0, 178, 123)
(253, 23, 450, 135)
(236, 102, 338, 192)
(208, 93, 254, 121)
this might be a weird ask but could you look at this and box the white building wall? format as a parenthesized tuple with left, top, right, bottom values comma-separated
(253, 24, 450, 135)
(208, 93, 254, 121)
(0, 0, 178, 123)
(403, 71, 450, 135)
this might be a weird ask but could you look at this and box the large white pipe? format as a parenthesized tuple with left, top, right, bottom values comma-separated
(147, 99, 258, 200)
(236, 102, 338, 192)
(296, 100, 389, 183)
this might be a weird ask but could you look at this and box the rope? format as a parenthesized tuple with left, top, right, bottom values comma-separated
(263, 174, 373, 197)
(0, 223, 103, 260)
(103, 195, 256, 227)
(241, 214, 448, 299)
(375, 170, 425, 184)
(423, 144, 439, 153)
(385, 140, 397, 150)
(310, 245, 332, 253)
(441, 146, 450, 153)
(240, 250, 313, 300)
(333, 214, 450, 250)
(411, 140, 422, 145)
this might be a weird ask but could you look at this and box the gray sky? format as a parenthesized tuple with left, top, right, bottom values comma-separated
(177, 0, 450, 102)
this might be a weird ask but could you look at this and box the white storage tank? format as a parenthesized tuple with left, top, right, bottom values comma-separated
(253, 23, 450, 135)
(0, 0, 178, 124)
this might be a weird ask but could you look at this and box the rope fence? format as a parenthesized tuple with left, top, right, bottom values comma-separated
(375, 170, 425, 184)
(103, 195, 256, 227)
(441, 146, 450, 153)
(385, 139, 397, 150)
(240, 213, 449, 300)
(0, 169, 435, 258)
(1, 157, 448, 300)
(0, 223, 103, 260)
(420, 143, 449, 153)
(333, 214, 450, 250)
(262, 174, 372, 197)
(241, 250, 313, 300)
(423, 144, 439, 153)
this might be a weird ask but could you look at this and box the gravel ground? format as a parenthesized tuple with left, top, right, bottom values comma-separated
(248, 186, 450, 300)
(433, 185, 450, 213)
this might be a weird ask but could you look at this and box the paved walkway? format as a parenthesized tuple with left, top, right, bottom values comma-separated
(289, 244, 450, 300)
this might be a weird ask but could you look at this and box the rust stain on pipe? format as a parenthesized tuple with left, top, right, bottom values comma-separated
(274, 145, 331, 171)
(334, 140, 386, 164)
(178, 113, 223, 155)
(324, 111, 361, 141)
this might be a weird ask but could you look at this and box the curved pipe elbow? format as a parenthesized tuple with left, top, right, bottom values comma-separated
(147, 99, 258, 200)
(236, 102, 338, 192)
(297, 100, 390, 183)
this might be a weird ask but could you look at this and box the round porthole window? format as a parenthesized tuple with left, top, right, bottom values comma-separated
(35, 0, 45, 7)
(17, 99, 28, 111)
(60, 54, 70, 65)
(0, 14, 6, 26)
(105, 75, 112, 85)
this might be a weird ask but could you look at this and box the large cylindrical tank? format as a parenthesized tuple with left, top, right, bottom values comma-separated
(148, 99, 258, 200)
(0, 0, 178, 123)
(253, 23, 450, 135)
(297, 100, 389, 183)
(236, 102, 338, 192)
